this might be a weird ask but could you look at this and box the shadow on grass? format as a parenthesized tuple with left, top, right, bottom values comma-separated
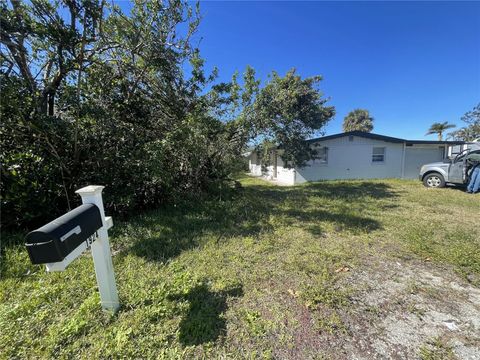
(0, 180, 398, 277)
(123, 180, 398, 262)
(305, 181, 399, 199)
(283, 208, 381, 233)
(168, 284, 243, 346)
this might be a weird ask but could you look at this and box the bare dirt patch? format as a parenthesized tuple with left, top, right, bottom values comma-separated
(242, 258, 480, 359)
(340, 259, 480, 359)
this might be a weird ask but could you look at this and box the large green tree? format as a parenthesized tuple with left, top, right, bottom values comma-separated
(202, 68, 335, 168)
(425, 121, 456, 141)
(252, 70, 335, 167)
(1, 0, 105, 117)
(1, 0, 210, 227)
(342, 109, 374, 133)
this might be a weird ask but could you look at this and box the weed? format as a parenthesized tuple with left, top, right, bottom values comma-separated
(315, 310, 347, 335)
(419, 337, 456, 360)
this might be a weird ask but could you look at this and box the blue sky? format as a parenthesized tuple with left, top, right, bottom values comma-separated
(191, 1, 480, 140)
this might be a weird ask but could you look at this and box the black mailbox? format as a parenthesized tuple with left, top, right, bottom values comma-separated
(25, 204, 103, 264)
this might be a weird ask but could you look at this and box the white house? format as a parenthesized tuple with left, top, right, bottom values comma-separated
(247, 131, 468, 185)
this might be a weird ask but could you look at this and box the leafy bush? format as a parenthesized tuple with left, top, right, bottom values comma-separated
(0, 1, 231, 228)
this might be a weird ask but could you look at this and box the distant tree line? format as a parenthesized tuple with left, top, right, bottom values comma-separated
(424, 104, 479, 141)
(340, 105, 479, 142)
(0, 0, 334, 228)
(448, 103, 480, 141)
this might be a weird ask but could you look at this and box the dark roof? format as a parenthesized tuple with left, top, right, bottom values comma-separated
(307, 131, 466, 145)
(405, 140, 465, 145)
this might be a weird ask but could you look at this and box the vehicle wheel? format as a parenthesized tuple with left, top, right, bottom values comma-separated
(423, 173, 446, 188)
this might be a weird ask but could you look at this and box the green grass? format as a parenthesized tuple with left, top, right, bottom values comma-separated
(419, 337, 456, 360)
(1, 176, 479, 358)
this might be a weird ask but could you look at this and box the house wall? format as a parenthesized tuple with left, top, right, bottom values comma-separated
(248, 136, 456, 185)
(248, 152, 262, 176)
(248, 151, 295, 185)
(294, 136, 404, 184)
(275, 155, 295, 184)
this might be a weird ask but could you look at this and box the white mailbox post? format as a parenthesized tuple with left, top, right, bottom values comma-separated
(75, 185, 119, 312)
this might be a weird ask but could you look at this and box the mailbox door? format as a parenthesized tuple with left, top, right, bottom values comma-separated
(25, 236, 64, 264)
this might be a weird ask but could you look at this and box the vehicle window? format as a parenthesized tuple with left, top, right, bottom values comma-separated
(466, 150, 480, 162)
(454, 149, 469, 163)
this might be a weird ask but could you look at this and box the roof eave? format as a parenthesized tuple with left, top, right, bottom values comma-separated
(308, 131, 466, 145)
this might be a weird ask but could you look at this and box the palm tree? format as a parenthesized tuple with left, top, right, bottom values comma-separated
(343, 109, 374, 133)
(425, 121, 456, 141)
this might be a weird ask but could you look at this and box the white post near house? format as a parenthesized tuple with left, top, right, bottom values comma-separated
(75, 185, 119, 312)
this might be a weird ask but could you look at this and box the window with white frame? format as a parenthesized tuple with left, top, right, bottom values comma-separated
(315, 147, 328, 164)
(372, 147, 385, 163)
